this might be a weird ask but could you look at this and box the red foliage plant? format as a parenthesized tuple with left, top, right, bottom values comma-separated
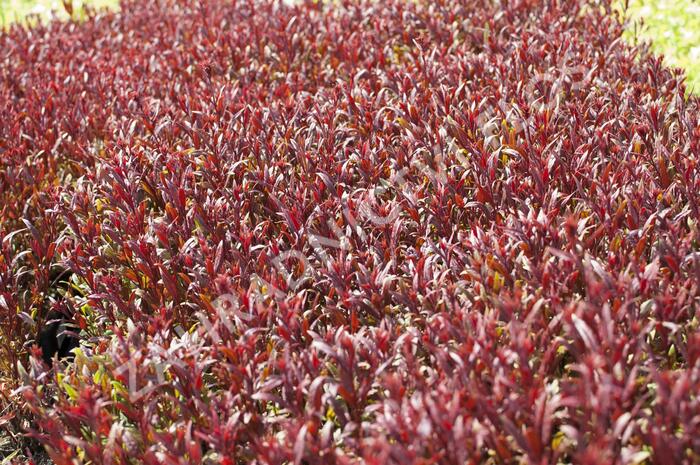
(0, 0, 699, 463)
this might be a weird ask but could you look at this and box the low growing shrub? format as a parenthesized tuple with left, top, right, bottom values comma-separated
(0, 0, 698, 463)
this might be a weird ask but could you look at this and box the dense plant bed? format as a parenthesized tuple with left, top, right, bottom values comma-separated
(1, 0, 699, 463)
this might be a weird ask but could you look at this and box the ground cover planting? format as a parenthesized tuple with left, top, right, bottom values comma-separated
(0, 0, 699, 463)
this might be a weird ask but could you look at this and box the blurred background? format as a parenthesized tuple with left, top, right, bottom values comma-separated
(626, 0, 700, 91)
(0, 0, 698, 91)
(0, 0, 116, 25)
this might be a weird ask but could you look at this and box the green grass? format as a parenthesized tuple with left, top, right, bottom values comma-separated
(0, 0, 117, 27)
(625, 0, 700, 92)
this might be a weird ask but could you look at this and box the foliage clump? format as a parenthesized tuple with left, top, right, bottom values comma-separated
(0, 0, 699, 463)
